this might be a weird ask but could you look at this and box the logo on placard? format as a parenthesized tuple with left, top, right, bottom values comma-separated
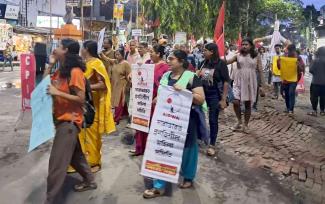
(166, 93, 182, 113)
(136, 68, 148, 83)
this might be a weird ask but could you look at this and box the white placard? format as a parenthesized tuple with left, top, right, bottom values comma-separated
(132, 29, 142, 37)
(140, 85, 193, 183)
(131, 64, 154, 133)
(5, 4, 19, 20)
(175, 32, 187, 44)
(97, 27, 106, 54)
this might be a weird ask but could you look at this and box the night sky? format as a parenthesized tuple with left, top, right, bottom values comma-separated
(302, 0, 324, 9)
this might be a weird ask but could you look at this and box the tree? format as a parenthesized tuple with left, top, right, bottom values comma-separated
(140, 0, 304, 42)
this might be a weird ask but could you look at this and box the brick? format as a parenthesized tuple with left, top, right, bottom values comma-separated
(322, 169, 325, 180)
(282, 165, 291, 176)
(314, 168, 323, 185)
(292, 165, 299, 174)
(305, 178, 314, 188)
(306, 166, 315, 179)
(298, 167, 307, 182)
(312, 183, 322, 193)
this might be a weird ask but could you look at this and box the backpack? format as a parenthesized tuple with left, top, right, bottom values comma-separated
(68, 76, 95, 128)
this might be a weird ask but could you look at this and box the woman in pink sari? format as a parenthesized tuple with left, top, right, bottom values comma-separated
(129, 45, 169, 156)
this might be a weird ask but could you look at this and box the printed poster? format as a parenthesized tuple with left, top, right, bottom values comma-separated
(272, 56, 281, 76)
(140, 85, 193, 183)
(113, 3, 124, 20)
(20, 54, 36, 110)
(28, 76, 55, 152)
(175, 32, 187, 45)
(131, 64, 154, 133)
(280, 57, 298, 82)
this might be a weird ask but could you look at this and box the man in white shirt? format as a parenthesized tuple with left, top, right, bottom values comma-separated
(137, 42, 151, 64)
(125, 40, 140, 64)
(270, 44, 283, 99)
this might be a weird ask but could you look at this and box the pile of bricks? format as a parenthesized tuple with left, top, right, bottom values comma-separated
(218, 108, 325, 200)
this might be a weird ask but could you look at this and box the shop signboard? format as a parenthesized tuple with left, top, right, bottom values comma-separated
(5, 4, 19, 20)
(20, 54, 36, 110)
(67, 0, 93, 7)
(0, 4, 6, 19)
(132, 29, 142, 37)
(113, 3, 124, 20)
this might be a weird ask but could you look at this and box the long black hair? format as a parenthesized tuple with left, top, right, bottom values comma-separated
(116, 46, 125, 58)
(204, 43, 220, 61)
(241, 38, 258, 58)
(173, 50, 189, 69)
(83, 40, 99, 58)
(59, 38, 85, 78)
(153, 45, 165, 59)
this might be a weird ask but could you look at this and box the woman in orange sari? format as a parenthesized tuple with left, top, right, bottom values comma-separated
(77, 40, 116, 173)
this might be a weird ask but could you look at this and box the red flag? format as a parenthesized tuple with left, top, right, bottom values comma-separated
(214, 1, 225, 42)
(216, 33, 225, 57)
(236, 32, 242, 50)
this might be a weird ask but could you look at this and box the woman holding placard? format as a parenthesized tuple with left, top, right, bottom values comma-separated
(130, 45, 169, 156)
(143, 50, 205, 198)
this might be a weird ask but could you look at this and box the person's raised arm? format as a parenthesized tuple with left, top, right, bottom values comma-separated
(226, 55, 237, 65)
(99, 52, 117, 64)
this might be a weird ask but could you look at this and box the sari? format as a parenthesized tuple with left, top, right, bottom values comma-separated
(79, 58, 116, 167)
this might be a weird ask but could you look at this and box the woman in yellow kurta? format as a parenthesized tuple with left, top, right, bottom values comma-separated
(76, 40, 116, 173)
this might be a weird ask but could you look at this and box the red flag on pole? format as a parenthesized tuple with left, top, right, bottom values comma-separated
(214, 1, 225, 56)
(214, 1, 225, 42)
(216, 33, 225, 57)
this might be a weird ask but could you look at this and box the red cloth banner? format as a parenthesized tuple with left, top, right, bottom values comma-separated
(216, 33, 225, 57)
(20, 54, 36, 110)
(214, 1, 225, 42)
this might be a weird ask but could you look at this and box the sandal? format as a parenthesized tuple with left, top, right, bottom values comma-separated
(307, 111, 317, 117)
(179, 181, 193, 189)
(320, 112, 325, 116)
(91, 165, 101, 173)
(143, 188, 164, 199)
(207, 146, 216, 157)
(74, 182, 97, 192)
(231, 123, 242, 132)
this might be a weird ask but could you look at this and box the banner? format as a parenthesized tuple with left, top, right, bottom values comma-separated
(131, 64, 154, 133)
(28, 76, 55, 152)
(141, 85, 193, 183)
(280, 57, 298, 82)
(113, 3, 124, 20)
(272, 56, 281, 76)
(20, 54, 36, 110)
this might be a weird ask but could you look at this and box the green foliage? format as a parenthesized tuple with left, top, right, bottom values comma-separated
(140, 0, 304, 41)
